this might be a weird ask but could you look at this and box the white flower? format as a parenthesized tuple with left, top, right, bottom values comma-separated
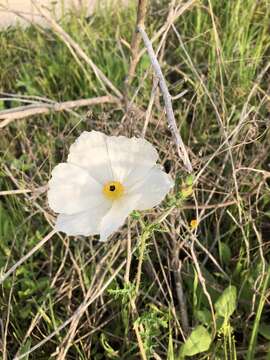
(48, 131, 174, 241)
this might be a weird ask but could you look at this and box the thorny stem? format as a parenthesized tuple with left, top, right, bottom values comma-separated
(135, 227, 150, 296)
(137, 25, 193, 174)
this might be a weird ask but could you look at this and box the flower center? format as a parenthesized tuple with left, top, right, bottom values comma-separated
(103, 181, 125, 200)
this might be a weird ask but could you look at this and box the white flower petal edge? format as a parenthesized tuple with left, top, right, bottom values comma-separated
(48, 163, 106, 215)
(67, 131, 113, 184)
(129, 166, 174, 210)
(99, 194, 141, 242)
(55, 202, 111, 236)
(106, 135, 158, 186)
(68, 131, 158, 186)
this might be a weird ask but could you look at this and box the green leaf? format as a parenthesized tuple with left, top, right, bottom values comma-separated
(186, 175, 195, 186)
(259, 323, 270, 340)
(195, 308, 212, 325)
(17, 339, 31, 360)
(130, 210, 141, 220)
(214, 285, 237, 320)
(167, 326, 175, 360)
(100, 333, 119, 358)
(179, 325, 211, 357)
(219, 242, 231, 265)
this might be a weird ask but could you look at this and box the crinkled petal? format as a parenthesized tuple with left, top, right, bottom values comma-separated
(48, 163, 106, 215)
(55, 202, 111, 236)
(67, 131, 114, 184)
(130, 166, 174, 210)
(99, 194, 141, 241)
(106, 135, 158, 186)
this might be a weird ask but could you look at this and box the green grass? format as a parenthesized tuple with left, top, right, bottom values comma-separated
(1, 1, 270, 359)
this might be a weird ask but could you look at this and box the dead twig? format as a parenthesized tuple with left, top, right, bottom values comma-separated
(173, 261, 189, 334)
(0, 189, 32, 195)
(0, 96, 119, 128)
(170, 217, 189, 335)
(137, 25, 193, 173)
(124, 0, 148, 106)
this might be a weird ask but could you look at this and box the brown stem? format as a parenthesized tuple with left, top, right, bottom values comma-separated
(124, 0, 148, 108)
(173, 260, 189, 334)
(0, 96, 119, 128)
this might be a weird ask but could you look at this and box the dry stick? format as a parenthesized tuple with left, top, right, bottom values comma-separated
(129, 0, 148, 79)
(136, 0, 196, 69)
(141, 2, 178, 136)
(137, 25, 193, 173)
(0, 96, 119, 128)
(0, 189, 32, 195)
(0, 229, 56, 285)
(190, 243, 217, 335)
(182, 199, 237, 210)
(173, 261, 189, 334)
(32, 0, 122, 99)
(124, 0, 148, 105)
(142, 77, 159, 137)
(0, 92, 56, 103)
(169, 219, 190, 335)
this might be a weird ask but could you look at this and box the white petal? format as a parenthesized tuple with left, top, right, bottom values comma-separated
(130, 166, 174, 210)
(99, 194, 141, 241)
(55, 202, 110, 236)
(106, 136, 158, 186)
(67, 131, 114, 184)
(48, 163, 106, 215)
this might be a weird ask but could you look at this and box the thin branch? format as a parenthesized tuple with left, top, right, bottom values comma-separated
(124, 0, 148, 99)
(0, 189, 32, 195)
(190, 243, 217, 335)
(142, 77, 159, 137)
(173, 261, 189, 333)
(137, 25, 193, 173)
(0, 96, 119, 128)
(182, 199, 237, 210)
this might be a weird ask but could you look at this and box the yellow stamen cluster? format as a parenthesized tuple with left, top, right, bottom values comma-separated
(103, 181, 125, 200)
